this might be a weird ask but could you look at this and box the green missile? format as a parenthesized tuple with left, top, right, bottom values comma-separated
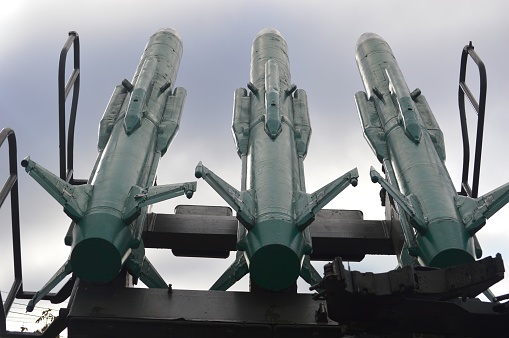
(22, 28, 196, 311)
(355, 32, 509, 268)
(196, 28, 358, 291)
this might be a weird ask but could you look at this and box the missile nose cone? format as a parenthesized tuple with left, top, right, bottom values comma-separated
(157, 27, 182, 39)
(357, 32, 385, 47)
(256, 28, 284, 39)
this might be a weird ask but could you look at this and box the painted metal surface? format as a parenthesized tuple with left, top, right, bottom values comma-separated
(196, 28, 358, 291)
(67, 283, 340, 338)
(322, 255, 507, 337)
(355, 33, 509, 268)
(21, 28, 196, 311)
(142, 207, 393, 260)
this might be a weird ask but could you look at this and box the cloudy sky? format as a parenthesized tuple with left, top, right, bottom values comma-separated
(2, 0, 509, 330)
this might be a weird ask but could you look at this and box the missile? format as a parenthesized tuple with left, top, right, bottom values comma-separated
(195, 28, 358, 291)
(22, 28, 196, 311)
(355, 32, 509, 268)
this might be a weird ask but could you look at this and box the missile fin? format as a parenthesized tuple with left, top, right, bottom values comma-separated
(26, 258, 73, 312)
(300, 255, 322, 290)
(370, 166, 427, 234)
(293, 89, 311, 158)
(123, 181, 197, 224)
(195, 161, 256, 229)
(264, 59, 282, 139)
(210, 251, 249, 291)
(232, 87, 251, 157)
(412, 91, 446, 161)
(294, 168, 359, 231)
(21, 157, 92, 222)
(157, 87, 186, 156)
(98, 84, 129, 151)
(385, 69, 421, 143)
(125, 244, 167, 288)
(355, 91, 388, 163)
(124, 57, 158, 135)
(456, 181, 509, 235)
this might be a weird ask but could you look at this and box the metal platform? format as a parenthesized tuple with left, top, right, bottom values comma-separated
(67, 283, 340, 338)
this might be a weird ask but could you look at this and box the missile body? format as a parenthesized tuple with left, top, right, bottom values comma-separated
(22, 28, 196, 310)
(196, 28, 357, 291)
(355, 33, 509, 268)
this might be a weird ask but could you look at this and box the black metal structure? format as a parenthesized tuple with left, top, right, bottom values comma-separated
(458, 41, 487, 198)
(0, 128, 70, 337)
(143, 206, 393, 261)
(0, 128, 22, 335)
(322, 256, 509, 337)
(67, 283, 341, 338)
(58, 31, 85, 185)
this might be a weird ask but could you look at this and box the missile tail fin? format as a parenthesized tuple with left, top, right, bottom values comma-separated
(294, 168, 359, 231)
(195, 162, 255, 229)
(210, 251, 249, 291)
(126, 245, 167, 288)
(21, 157, 92, 222)
(300, 255, 322, 290)
(456, 181, 509, 235)
(26, 259, 73, 312)
(123, 181, 197, 224)
(370, 166, 427, 234)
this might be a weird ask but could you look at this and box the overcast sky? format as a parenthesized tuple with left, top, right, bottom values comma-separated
(2, 0, 509, 330)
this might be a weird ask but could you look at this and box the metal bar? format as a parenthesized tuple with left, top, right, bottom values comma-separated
(3, 280, 21, 317)
(459, 81, 480, 113)
(470, 47, 487, 198)
(67, 284, 339, 338)
(58, 31, 81, 183)
(0, 128, 24, 336)
(64, 68, 80, 100)
(457, 42, 487, 198)
(142, 209, 394, 260)
(458, 48, 471, 196)
(0, 174, 15, 209)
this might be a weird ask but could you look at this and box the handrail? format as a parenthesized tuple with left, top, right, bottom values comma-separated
(0, 128, 23, 336)
(458, 41, 487, 198)
(58, 31, 86, 185)
(0, 132, 74, 338)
